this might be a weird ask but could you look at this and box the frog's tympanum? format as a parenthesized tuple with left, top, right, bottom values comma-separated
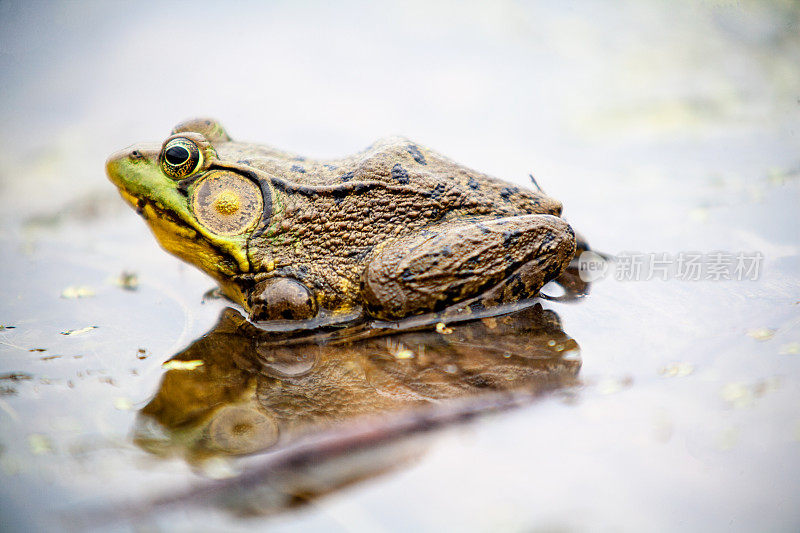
(132, 304, 579, 516)
(107, 119, 578, 325)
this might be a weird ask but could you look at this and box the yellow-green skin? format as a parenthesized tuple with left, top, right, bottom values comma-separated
(106, 119, 576, 324)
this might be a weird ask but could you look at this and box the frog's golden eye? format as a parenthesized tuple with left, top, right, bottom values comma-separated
(191, 170, 263, 235)
(161, 137, 202, 179)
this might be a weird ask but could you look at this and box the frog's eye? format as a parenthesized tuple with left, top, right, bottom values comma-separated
(191, 170, 263, 235)
(161, 137, 202, 179)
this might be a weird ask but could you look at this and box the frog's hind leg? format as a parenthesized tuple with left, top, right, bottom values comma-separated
(361, 214, 576, 320)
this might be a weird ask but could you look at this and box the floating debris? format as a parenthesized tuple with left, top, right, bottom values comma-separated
(0, 325, 16, 331)
(779, 342, 800, 355)
(766, 166, 799, 186)
(718, 381, 777, 408)
(27, 434, 53, 455)
(0, 372, 32, 382)
(659, 362, 695, 377)
(753, 377, 781, 396)
(40, 355, 62, 361)
(28, 348, 46, 353)
(136, 348, 148, 360)
(597, 376, 633, 395)
(747, 328, 775, 341)
(113, 270, 139, 290)
(113, 397, 133, 410)
(60, 286, 95, 299)
(161, 359, 204, 371)
(60, 326, 97, 336)
(435, 322, 453, 335)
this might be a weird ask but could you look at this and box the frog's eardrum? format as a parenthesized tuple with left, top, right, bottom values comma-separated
(192, 171, 263, 235)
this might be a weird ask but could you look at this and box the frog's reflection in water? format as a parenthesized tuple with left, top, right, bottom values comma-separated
(133, 303, 580, 515)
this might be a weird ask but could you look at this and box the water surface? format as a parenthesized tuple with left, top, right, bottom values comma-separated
(1, 1, 799, 531)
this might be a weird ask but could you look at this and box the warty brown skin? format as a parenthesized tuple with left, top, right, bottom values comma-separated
(108, 119, 577, 323)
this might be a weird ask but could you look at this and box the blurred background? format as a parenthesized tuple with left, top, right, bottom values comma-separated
(1, 1, 799, 531)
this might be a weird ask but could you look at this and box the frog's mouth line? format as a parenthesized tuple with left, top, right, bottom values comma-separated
(118, 189, 190, 231)
(116, 188, 246, 277)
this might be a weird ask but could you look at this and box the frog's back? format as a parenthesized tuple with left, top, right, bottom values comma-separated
(216, 137, 562, 218)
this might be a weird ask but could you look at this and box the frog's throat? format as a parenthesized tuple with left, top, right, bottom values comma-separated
(118, 189, 250, 302)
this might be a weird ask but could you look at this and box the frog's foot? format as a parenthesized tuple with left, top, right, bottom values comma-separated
(546, 228, 593, 300)
(361, 214, 576, 320)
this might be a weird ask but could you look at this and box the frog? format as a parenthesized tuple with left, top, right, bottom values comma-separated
(106, 118, 577, 325)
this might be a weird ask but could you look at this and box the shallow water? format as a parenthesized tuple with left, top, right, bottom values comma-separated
(1, 1, 799, 531)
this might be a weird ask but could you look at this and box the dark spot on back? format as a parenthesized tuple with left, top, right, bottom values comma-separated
(427, 183, 447, 199)
(391, 164, 410, 185)
(467, 177, 480, 190)
(290, 164, 306, 173)
(502, 230, 522, 248)
(339, 171, 355, 182)
(237, 160, 252, 165)
(348, 247, 373, 261)
(400, 268, 416, 281)
(500, 187, 519, 202)
(407, 145, 426, 165)
(324, 164, 338, 170)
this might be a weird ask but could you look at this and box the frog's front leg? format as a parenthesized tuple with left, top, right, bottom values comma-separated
(361, 215, 576, 320)
(247, 277, 318, 321)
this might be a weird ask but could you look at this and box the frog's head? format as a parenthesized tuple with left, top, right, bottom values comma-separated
(106, 119, 268, 302)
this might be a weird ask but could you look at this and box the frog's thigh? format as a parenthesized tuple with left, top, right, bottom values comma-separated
(361, 214, 576, 319)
